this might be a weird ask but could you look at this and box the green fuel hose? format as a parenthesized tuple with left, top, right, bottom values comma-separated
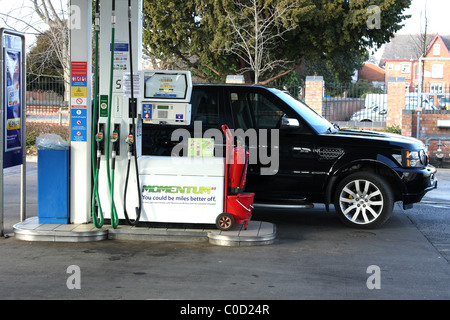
(91, 0, 103, 228)
(123, 0, 141, 226)
(110, 148, 119, 229)
(105, 0, 119, 229)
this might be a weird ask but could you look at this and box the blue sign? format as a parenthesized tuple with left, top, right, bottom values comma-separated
(71, 108, 87, 141)
(111, 43, 129, 52)
(71, 75, 87, 87)
(143, 103, 152, 119)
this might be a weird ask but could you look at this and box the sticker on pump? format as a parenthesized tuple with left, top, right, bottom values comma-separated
(142, 103, 152, 121)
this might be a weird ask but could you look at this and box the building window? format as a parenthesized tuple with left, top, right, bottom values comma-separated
(430, 83, 443, 94)
(432, 64, 444, 79)
(433, 43, 441, 56)
(387, 64, 393, 71)
(395, 64, 401, 71)
(401, 64, 410, 74)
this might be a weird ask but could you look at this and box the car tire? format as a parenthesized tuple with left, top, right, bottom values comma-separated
(334, 172, 394, 229)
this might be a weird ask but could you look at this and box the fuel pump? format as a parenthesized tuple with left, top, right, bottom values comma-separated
(66, 0, 255, 231)
(96, 0, 142, 228)
(91, 0, 251, 229)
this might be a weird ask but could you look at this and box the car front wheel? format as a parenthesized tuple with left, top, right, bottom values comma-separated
(334, 172, 394, 229)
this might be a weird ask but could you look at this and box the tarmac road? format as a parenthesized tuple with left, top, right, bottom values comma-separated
(0, 159, 449, 302)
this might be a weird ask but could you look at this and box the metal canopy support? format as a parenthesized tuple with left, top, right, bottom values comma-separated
(69, 0, 92, 224)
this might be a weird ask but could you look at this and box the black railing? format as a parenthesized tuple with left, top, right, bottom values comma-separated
(26, 77, 69, 124)
(323, 83, 387, 127)
(408, 84, 450, 111)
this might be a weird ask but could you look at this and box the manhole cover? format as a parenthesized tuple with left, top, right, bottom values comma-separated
(347, 231, 376, 237)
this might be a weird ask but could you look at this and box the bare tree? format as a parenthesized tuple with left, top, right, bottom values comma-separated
(1, 1, 70, 100)
(222, 0, 297, 84)
(410, 0, 434, 96)
(32, 0, 70, 100)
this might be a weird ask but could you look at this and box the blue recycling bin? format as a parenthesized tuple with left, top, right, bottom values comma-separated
(37, 135, 70, 224)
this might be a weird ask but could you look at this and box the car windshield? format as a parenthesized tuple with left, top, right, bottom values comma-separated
(269, 88, 335, 134)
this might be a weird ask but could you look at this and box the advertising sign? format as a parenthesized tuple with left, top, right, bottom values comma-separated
(140, 175, 224, 224)
(4, 49, 22, 151)
(2, 30, 24, 169)
(1, 29, 25, 236)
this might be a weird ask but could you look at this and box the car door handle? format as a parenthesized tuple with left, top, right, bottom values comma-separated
(292, 147, 312, 153)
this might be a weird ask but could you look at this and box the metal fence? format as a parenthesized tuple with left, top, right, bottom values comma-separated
(276, 82, 389, 128)
(26, 77, 69, 124)
(407, 84, 450, 111)
(31, 78, 450, 126)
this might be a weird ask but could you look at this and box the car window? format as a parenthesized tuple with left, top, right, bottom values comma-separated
(230, 90, 284, 130)
(190, 87, 219, 125)
(271, 88, 333, 134)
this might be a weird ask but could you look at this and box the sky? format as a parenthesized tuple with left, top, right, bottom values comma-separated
(398, 0, 450, 35)
(369, 0, 450, 62)
(0, 0, 67, 49)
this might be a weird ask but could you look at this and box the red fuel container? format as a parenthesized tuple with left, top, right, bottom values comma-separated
(227, 145, 249, 194)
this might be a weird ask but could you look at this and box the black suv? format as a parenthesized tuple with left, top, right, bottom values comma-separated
(142, 84, 437, 228)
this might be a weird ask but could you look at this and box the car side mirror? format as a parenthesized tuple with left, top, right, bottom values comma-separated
(280, 115, 300, 130)
(379, 109, 387, 115)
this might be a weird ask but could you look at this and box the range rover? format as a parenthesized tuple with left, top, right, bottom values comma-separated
(142, 84, 437, 228)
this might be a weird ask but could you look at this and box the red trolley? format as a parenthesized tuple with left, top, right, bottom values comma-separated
(215, 125, 255, 231)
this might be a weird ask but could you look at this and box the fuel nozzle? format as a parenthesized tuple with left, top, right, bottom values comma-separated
(111, 127, 120, 156)
(95, 131, 104, 157)
(126, 134, 134, 145)
(126, 134, 134, 159)
(111, 131, 119, 143)
(95, 131, 104, 142)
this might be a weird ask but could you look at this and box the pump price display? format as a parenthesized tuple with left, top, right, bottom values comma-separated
(144, 72, 188, 99)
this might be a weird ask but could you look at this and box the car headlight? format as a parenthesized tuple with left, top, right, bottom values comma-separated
(397, 149, 428, 167)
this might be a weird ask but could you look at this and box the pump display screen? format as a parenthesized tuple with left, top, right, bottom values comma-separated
(144, 72, 188, 99)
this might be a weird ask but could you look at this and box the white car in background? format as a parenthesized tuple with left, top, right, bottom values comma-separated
(350, 105, 387, 122)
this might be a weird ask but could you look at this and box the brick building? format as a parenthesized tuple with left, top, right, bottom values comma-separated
(421, 34, 450, 94)
(357, 62, 385, 86)
(382, 33, 450, 94)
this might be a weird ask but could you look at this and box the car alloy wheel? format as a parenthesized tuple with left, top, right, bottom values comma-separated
(334, 172, 393, 228)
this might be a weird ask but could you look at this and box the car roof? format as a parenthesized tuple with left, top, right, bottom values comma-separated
(193, 83, 270, 89)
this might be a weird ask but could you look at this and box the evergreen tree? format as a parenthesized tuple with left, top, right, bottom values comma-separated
(143, 0, 411, 84)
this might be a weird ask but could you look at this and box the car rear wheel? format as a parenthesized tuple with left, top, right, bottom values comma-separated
(334, 172, 394, 229)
